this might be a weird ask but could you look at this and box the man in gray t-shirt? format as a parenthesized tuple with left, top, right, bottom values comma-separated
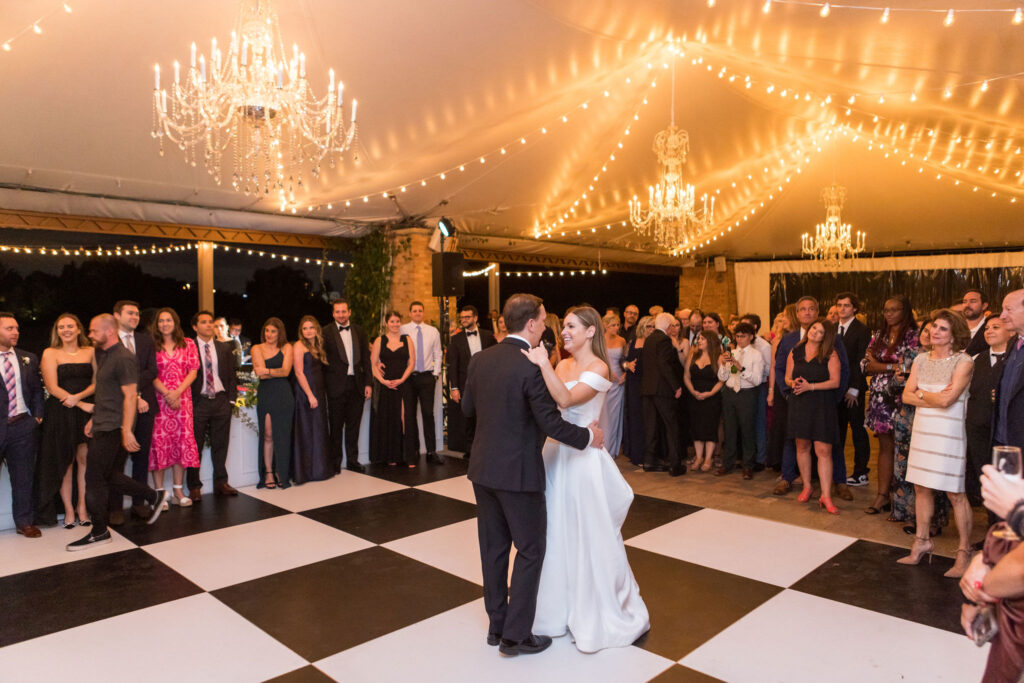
(67, 314, 169, 552)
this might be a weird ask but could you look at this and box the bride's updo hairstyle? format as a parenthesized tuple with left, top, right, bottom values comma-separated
(565, 306, 609, 370)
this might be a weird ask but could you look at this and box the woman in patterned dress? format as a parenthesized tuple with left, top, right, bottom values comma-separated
(149, 308, 200, 507)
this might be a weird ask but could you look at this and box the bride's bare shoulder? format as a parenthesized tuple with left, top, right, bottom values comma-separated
(584, 358, 609, 380)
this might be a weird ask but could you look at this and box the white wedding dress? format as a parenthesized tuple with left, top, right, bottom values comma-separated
(533, 370, 650, 653)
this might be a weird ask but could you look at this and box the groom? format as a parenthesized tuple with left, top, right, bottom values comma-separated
(463, 293, 603, 657)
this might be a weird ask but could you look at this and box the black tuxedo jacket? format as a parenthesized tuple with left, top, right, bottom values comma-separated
(322, 321, 372, 396)
(640, 329, 680, 397)
(994, 337, 1024, 448)
(193, 338, 239, 402)
(966, 321, 990, 357)
(463, 337, 590, 492)
(838, 318, 871, 395)
(0, 348, 44, 443)
(967, 350, 1005, 429)
(447, 328, 496, 392)
(130, 330, 159, 407)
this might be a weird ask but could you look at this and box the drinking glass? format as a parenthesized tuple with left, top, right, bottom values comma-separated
(992, 446, 1023, 540)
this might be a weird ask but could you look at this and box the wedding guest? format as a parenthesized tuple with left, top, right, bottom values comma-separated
(370, 312, 416, 467)
(447, 304, 495, 459)
(965, 316, 1010, 516)
(687, 309, 704, 345)
(649, 305, 664, 317)
(228, 318, 251, 364)
(786, 319, 842, 512)
(766, 305, 799, 469)
(544, 313, 565, 364)
(188, 311, 239, 501)
(826, 305, 840, 324)
(835, 292, 872, 488)
(0, 312, 44, 538)
(685, 330, 725, 472)
(488, 309, 500, 334)
(253, 317, 294, 488)
(899, 310, 974, 577)
(292, 315, 332, 484)
(740, 313, 771, 471)
(641, 313, 684, 476)
(599, 312, 627, 457)
(717, 322, 764, 478)
(400, 301, 443, 464)
(112, 300, 159, 522)
(69, 314, 168, 550)
(494, 315, 508, 343)
(861, 295, 919, 515)
(622, 316, 654, 466)
(621, 305, 640, 343)
(703, 312, 729, 346)
(213, 316, 232, 343)
(667, 315, 692, 457)
(962, 289, 991, 356)
(36, 314, 94, 528)
(149, 308, 200, 508)
(322, 299, 371, 473)
(675, 307, 691, 334)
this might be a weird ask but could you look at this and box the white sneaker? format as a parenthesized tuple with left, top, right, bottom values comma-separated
(846, 474, 869, 487)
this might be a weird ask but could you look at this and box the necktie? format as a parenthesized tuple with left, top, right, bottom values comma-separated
(2, 352, 17, 417)
(203, 342, 215, 396)
(124, 333, 136, 354)
(416, 325, 424, 372)
(839, 325, 846, 337)
(466, 331, 478, 337)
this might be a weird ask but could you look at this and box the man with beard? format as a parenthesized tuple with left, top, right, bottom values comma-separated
(962, 289, 991, 356)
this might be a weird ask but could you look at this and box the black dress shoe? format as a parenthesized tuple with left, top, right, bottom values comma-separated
(669, 465, 685, 477)
(487, 632, 501, 646)
(426, 452, 445, 465)
(346, 462, 366, 474)
(498, 634, 552, 656)
(643, 465, 666, 473)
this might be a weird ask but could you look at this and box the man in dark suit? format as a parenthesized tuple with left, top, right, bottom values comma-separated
(962, 289, 991, 357)
(322, 298, 372, 473)
(835, 293, 872, 487)
(994, 289, 1024, 463)
(188, 311, 240, 502)
(228, 318, 252, 365)
(641, 313, 685, 476)
(620, 305, 640, 344)
(447, 304, 496, 458)
(0, 312, 45, 538)
(966, 316, 1010, 524)
(113, 300, 159, 522)
(463, 293, 601, 656)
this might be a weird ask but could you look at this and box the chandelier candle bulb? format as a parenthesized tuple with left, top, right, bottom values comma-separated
(191, 42, 197, 68)
(173, 61, 180, 84)
(154, 64, 160, 90)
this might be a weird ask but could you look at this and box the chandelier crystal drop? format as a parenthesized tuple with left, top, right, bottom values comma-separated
(801, 184, 866, 265)
(150, 0, 358, 205)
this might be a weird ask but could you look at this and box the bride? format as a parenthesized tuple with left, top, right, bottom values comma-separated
(524, 305, 650, 653)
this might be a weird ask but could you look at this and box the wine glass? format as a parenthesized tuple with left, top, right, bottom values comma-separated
(992, 446, 1023, 540)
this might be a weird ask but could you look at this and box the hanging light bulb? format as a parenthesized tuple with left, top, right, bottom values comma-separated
(762, 0, 771, 13)
(1014, 7, 1023, 24)
(820, 3, 831, 18)
(944, 9, 955, 26)
(880, 7, 890, 23)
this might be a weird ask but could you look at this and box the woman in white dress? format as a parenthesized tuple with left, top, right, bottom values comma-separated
(524, 306, 650, 653)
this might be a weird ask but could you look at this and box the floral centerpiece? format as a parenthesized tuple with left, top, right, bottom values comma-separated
(233, 369, 259, 433)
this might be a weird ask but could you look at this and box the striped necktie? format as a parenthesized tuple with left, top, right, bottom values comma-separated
(2, 352, 17, 417)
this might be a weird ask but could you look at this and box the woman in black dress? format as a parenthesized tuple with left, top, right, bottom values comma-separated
(684, 331, 725, 472)
(253, 318, 294, 489)
(786, 319, 842, 513)
(36, 314, 95, 528)
(292, 316, 332, 484)
(622, 316, 655, 466)
(370, 311, 416, 467)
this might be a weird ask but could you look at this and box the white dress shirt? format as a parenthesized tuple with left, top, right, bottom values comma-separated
(969, 318, 986, 340)
(337, 324, 354, 375)
(751, 336, 771, 384)
(465, 328, 483, 356)
(119, 331, 136, 354)
(716, 345, 765, 391)
(1, 349, 27, 415)
(197, 338, 225, 395)
(400, 321, 442, 376)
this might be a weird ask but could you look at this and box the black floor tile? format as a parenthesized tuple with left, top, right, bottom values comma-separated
(363, 453, 468, 486)
(0, 549, 201, 646)
(264, 665, 335, 683)
(115, 493, 290, 545)
(301, 488, 477, 544)
(790, 539, 963, 634)
(623, 495, 701, 540)
(648, 664, 726, 683)
(627, 546, 782, 661)
(213, 546, 482, 661)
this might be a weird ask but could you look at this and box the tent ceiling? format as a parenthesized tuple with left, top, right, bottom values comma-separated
(1, 0, 1021, 265)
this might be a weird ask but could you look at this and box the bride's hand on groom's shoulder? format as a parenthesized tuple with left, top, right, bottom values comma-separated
(522, 346, 550, 367)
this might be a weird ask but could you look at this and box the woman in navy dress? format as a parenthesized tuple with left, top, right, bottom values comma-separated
(292, 316, 332, 484)
(622, 316, 655, 466)
(253, 317, 294, 488)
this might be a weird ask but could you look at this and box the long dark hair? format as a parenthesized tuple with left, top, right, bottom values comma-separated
(261, 317, 288, 346)
(870, 295, 917, 355)
(795, 318, 837, 363)
(691, 330, 722, 366)
(150, 308, 187, 350)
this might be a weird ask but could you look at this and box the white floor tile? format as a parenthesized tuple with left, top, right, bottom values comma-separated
(0, 593, 307, 682)
(143, 514, 374, 590)
(416, 474, 476, 504)
(0, 523, 136, 578)
(626, 508, 855, 586)
(240, 469, 407, 512)
(681, 590, 988, 683)
(316, 598, 674, 683)
(383, 519, 489, 585)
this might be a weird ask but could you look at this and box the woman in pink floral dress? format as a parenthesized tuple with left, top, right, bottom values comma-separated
(149, 308, 200, 507)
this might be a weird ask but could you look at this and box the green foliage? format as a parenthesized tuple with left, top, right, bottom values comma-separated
(344, 229, 409, 334)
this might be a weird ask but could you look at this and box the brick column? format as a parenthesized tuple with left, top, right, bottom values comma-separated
(678, 260, 738, 316)
(389, 228, 456, 328)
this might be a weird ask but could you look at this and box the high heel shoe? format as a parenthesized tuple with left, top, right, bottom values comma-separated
(897, 536, 934, 565)
(818, 496, 839, 514)
(796, 487, 814, 503)
(944, 548, 972, 578)
(171, 485, 193, 507)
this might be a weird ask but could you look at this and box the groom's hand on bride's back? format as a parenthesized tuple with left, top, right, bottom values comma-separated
(588, 421, 604, 450)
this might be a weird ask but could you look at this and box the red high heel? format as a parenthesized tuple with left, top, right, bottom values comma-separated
(818, 496, 839, 514)
(796, 487, 813, 503)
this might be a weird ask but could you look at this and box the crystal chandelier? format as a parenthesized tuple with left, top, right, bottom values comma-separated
(629, 61, 713, 250)
(151, 0, 357, 205)
(801, 185, 866, 265)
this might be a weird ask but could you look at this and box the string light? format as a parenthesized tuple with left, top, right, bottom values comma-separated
(751, 1, 1022, 25)
(2, 1, 75, 55)
(0, 240, 352, 267)
(479, 268, 609, 278)
(462, 263, 496, 277)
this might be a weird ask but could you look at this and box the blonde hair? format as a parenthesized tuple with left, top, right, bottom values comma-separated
(635, 316, 655, 341)
(297, 316, 328, 365)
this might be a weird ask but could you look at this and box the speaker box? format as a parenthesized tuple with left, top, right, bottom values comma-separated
(714, 256, 727, 273)
(432, 252, 465, 297)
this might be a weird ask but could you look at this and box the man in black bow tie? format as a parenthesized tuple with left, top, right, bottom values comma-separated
(322, 299, 372, 473)
(447, 305, 495, 458)
(965, 315, 1011, 520)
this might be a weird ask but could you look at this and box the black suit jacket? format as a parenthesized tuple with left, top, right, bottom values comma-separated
(967, 350, 1005, 429)
(130, 330, 159, 407)
(448, 328, 496, 392)
(994, 338, 1024, 448)
(0, 348, 44, 443)
(193, 338, 239, 402)
(322, 321, 372, 396)
(965, 321, 990, 357)
(839, 318, 871, 395)
(640, 329, 680, 397)
(463, 338, 590, 492)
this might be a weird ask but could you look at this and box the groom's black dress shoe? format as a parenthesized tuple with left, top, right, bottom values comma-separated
(487, 632, 501, 646)
(498, 635, 552, 656)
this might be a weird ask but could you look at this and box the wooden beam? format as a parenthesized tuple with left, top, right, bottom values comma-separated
(458, 248, 681, 277)
(0, 208, 334, 249)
